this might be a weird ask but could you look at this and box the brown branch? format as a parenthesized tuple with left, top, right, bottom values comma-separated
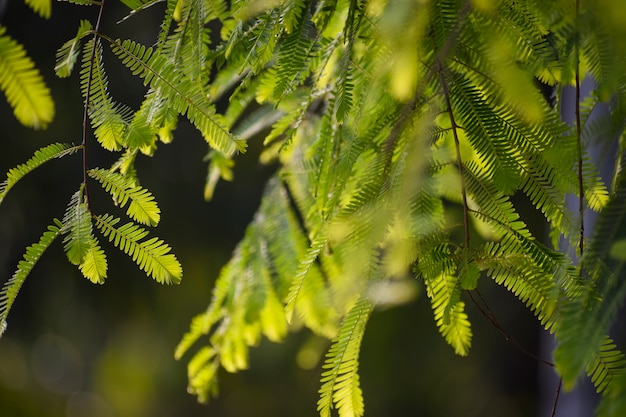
(438, 61, 470, 249)
(466, 290, 555, 368)
(550, 377, 563, 417)
(575, 0, 584, 259)
(81, 0, 107, 205)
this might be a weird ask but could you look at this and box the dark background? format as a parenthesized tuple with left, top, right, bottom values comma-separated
(0, 1, 559, 416)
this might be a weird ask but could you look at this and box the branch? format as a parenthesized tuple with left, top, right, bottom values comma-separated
(466, 290, 555, 368)
(438, 61, 470, 249)
(81, 0, 107, 206)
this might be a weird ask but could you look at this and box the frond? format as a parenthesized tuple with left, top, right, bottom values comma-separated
(0, 142, 81, 205)
(0, 221, 61, 337)
(0, 26, 55, 128)
(554, 162, 626, 389)
(78, 234, 108, 284)
(587, 337, 626, 394)
(81, 38, 131, 151)
(88, 168, 160, 226)
(284, 234, 328, 323)
(109, 38, 246, 154)
(55, 20, 92, 77)
(424, 273, 472, 356)
(93, 214, 182, 284)
(24, 0, 52, 18)
(476, 239, 560, 330)
(318, 298, 371, 417)
(256, 18, 318, 104)
(160, 0, 210, 82)
(61, 189, 93, 266)
(596, 373, 626, 417)
(185, 346, 220, 403)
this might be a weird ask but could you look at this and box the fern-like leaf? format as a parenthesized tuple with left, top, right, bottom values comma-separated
(0, 221, 61, 337)
(81, 39, 131, 151)
(24, 0, 52, 18)
(79, 235, 108, 284)
(318, 299, 371, 417)
(88, 168, 161, 226)
(94, 214, 182, 284)
(425, 273, 472, 356)
(110, 39, 246, 154)
(0, 26, 55, 128)
(61, 189, 92, 265)
(0, 142, 81, 205)
(55, 20, 92, 77)
(284, 234, 328, 324)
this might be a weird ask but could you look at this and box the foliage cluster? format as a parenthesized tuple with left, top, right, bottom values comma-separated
(2, 0, 626, 416)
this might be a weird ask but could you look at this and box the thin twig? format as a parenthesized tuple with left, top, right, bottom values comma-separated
(550, 377, 563, 417)
(575, 0, 584, 259)
(438, 60, 470, 249)
(466, 290, 555, 367)
(382, 1, 472, 167)
(81, 0, 107, 205)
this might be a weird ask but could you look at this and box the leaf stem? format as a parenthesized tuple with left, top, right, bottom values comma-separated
(466, 290, 555, 367)
(81, 0, 107, 206)
(550, 377, 563, 417)
(438, 62, 470, 249)
(575, 0, 584, 259)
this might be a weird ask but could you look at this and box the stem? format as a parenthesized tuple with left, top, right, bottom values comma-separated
(438, 62, 470, 249)
(382, 1, 472, 170)
(575, 0, 584, 259)
(466, 290, 555, 367)
(81, 0, 107, 205)
(550, 378, 563, 417)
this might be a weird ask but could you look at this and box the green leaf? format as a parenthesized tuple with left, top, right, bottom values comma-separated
(110, 38, 246, 155)
(61, 189, 92, 266)
(0, 143, 81, 205)
(94, 214, 182, 284)
(24, 0, 52, 18)
(0, 26, 55, 128)
(318, 299, 371, 417)
(425, 273, 472, 356)
(88, 168, 161, 226)
(0, 222, 61, 337)
(458, 252, 480, 290)
(81, 38, 130, 151)
(78, 235, 108, 284)
(55, 20, 92, 77)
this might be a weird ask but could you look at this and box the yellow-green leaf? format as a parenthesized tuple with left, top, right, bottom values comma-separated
(0, 26, 54, 128)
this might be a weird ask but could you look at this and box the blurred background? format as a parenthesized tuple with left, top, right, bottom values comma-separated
(0, 1, 564, 416)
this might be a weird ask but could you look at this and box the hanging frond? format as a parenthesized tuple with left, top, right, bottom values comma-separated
(88, 168, 161, 226)
(109, 38, 246, 154)
(94, 214, 182, 284)
(24, 0, 52, 19)
(318, 298, 371, 417)
(81, 38, 131, 151)
(284, 234, 328, 324)
(555, 163, 626, 390)
(0, 26, 55, 128)
(0, 221, 62, 337)
(61, 189, 93, 266)
(0, 142, 81, 205)
(55, 20, 93, 77)
(587, 337, 626, 394)
(78, 234, 108, 284)
(424, 273, 472, 356)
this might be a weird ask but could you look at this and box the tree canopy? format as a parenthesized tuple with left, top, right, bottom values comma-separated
(1, 0, 626, 416)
